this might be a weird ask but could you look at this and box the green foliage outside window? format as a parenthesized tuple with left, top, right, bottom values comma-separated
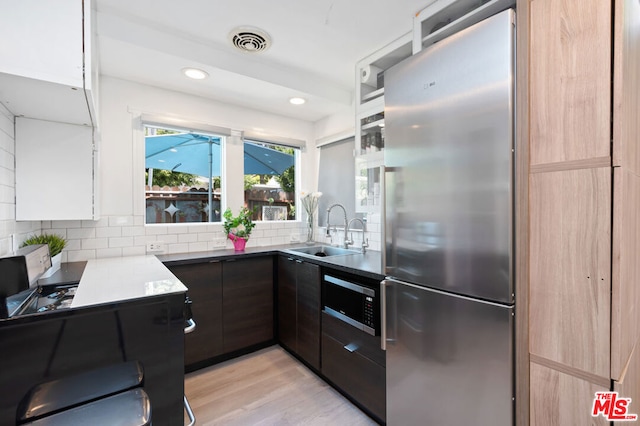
(276, 165, 295, 193)
(145, 169, 199, 187)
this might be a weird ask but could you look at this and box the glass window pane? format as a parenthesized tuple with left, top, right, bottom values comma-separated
(243, 140, 297, 221)
(144, 125, 223, 224)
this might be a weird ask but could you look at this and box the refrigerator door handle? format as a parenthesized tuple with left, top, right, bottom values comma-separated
(380, 279, 388, 350)
(380, 165, 387, 273)
(383, 166, 399, 275)
(380, 280, 387, 351)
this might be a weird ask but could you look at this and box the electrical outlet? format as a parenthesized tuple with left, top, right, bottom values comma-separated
(146, 241, 165, 252)
(213, 238, 226, 248)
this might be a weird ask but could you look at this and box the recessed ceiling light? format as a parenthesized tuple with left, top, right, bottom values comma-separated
(182, 68, 209, 80)
(289, 97, 306, 105)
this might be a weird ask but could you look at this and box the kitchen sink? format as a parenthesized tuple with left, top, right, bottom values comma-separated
(287, 246, 360, 257)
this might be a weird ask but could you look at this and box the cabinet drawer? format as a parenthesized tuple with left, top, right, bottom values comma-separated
(322, 332, 386, 422)
(322, 311, 385, 367)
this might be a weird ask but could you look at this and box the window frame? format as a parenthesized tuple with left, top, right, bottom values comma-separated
(243, 137, 301, 222)
(142, 122, 226, 225)
(133, 113, 305, 227)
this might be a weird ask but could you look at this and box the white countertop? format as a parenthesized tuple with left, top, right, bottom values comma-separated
(71, 255, 187, 308)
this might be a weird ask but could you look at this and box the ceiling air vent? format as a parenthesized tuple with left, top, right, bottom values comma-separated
(228, 26, 272, 53)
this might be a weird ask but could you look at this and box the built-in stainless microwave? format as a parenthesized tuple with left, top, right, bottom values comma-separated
(323, 274, 379, 336)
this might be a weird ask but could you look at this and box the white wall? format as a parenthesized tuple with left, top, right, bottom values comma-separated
(0, 103, 41, 256)
(313, 107, 355, 144)
(44, 77, 324, 261)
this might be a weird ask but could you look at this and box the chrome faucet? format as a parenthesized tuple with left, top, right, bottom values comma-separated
(345, 217, 369, 253)
(326, 203, 348, 247)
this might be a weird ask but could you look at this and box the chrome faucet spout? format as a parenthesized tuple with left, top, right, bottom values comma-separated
(346, 217, 368, 253)
(326, 203, 348, 246)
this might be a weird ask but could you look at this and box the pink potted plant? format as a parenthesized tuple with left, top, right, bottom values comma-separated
(223, 207, 256, 251)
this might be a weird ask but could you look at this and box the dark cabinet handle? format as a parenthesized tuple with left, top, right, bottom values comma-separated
(225, 258, 237, 262)
(208, 260, 220, 263)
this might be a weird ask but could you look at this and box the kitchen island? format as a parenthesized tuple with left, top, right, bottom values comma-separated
(0, 256, 188, 426)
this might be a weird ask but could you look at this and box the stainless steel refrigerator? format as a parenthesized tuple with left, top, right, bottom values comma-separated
(382, 8, 515, 426)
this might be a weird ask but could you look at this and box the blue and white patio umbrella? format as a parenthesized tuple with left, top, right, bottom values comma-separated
(145, 133, 294, 220)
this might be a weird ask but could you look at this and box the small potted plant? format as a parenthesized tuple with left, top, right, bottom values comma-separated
(21, 233, 67, 277)
(223, 207, 256, 251)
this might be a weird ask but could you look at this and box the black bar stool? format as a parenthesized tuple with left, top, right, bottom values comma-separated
(17, 361, 151, 426)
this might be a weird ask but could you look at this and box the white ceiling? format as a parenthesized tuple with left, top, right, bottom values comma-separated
(95, 0, 430, 122)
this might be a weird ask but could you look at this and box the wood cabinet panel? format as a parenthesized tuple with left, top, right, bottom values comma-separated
(222, 257, 274, 353)
(296, 261, 321, 370)
(613, 0, 640, 171)
(614, 343, 640, 423)
(529, 0, 611, 165)
(277, 257, 297, 352)
(322, 312, 385, 367)
(529, 167, 611, 378)
(276, 256, 321, 370)
(530, 361, 609, 426)
(168, 262, 223, 366)
(321, 313, 385, 422)
(611, 168, 640, 380)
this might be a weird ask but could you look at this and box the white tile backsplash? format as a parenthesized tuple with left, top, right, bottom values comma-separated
(108, 237, 134, 248)
(42, 216, 311, 261)
(68, 227, 96, 239)
(41, 214, 384, 262)
(81, 238, 108, 250)
(96, 226, 123, 238)
(97, 248, 123, 258)
(0, 104, 40, 257)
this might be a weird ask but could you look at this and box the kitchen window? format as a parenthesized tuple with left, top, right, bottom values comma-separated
(243, 139, 298, 221)
(144, 125, 224, 224)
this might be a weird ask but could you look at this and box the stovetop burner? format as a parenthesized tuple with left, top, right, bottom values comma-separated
(7, 284, 79, 317)
(46, 287, 76, 300)
(37, 295, 74, 312)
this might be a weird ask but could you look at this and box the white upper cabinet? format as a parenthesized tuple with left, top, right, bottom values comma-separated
(16, 117, 99, 221)
(0, 0, 97, 126)
(354, 33, 412, 213)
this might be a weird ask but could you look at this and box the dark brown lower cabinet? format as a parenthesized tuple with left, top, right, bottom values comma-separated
(166, 255, 274, 369)
(168, 261, 223, 366)
(222, 256, 274, 353)
(277, 256, 297, 351)
(321, 312, 386, 423)
(277, 255, 321, 370)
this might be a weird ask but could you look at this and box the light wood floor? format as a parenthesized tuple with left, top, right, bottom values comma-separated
(184, 345, 378, 426)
